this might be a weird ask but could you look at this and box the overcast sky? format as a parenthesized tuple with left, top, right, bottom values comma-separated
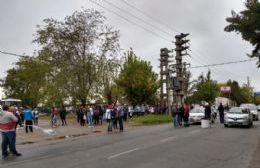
(0, 0, 259, 99)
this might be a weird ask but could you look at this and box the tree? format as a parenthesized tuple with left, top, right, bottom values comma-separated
(218, 80, 253, 105)
(225, 0, 260, 67)
(3, 57, 49, 107)
(116, 48, 159, 105)
(240, 84, 254, 103)
(186, 71, 219, 104)
(34, 8, 120, 105)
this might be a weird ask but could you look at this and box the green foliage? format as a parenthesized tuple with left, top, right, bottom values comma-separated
(116, 48, 159, 105)
(240, 84, 254, 103)
(129, 115, 171, 125)
(219, 80, 253, 105)
(3, 57, 49, 107)
(255, 96, 260, 105)
(186, 71, 219, 104)
(225, 0, 260, 67)
(2, 8, 121, 107)
(33, 8, 120, 105)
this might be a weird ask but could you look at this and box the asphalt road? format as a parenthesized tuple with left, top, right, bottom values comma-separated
(1, 121, 260, 168)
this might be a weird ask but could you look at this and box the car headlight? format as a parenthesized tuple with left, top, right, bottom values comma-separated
(243, 116, 249, 119)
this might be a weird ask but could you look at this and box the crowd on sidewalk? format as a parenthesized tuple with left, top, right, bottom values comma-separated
(170, 102, 226, 128)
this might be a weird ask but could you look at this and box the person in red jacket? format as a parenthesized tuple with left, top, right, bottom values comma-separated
(183, 103, 190, 127)
(0, 105, 22, 159)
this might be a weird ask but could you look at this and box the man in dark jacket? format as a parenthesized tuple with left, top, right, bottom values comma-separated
(171, 104, 178, 128)
(60, 105, 67, 126)
(204, 103, 212, 120)
(218, 103, 225, 123)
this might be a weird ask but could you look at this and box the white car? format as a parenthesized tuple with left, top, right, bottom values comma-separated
(189, 107, 205, 124)
(240, 103, 258, 121)
(257, 105, 260, 112)
(224, 107, 253, 128)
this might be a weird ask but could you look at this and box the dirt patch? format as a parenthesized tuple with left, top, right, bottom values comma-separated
(18, 141, 37, 145)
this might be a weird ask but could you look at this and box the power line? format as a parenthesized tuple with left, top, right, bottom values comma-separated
(119, 0, 181, 34)
(189, 58, 257, 69)
(103, 0, 172, 36)
(89, 0, 172, 43)
(0, 50, 30, 58)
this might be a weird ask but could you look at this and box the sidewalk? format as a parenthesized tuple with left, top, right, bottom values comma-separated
(14, 119, 131, 148)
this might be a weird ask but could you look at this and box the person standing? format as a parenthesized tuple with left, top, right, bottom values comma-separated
(218, 103, 225, 124)
(93, 106, 100, 125)
(0, 105, 22, 159)
(118, 106, 124, 132)
(60, 105, 67, 126)
(112, 107, 118, 129)
(87, 106, 94, 128)
(32, 108, 39, 126)
(204, 103, 212, 120)
(99, 106, 104, 125)
(105, 105, 112, 132)
(78, 106, 85, 126)
(171, 104, 178, 128)
(51, 106, 59, 127)
(183, 103, 190, 127)
(178, 104, 184, 126)
(23, 106, 33, 133)
(9, 106, 22, 129)
(123, 104, 128, 121)
(19, 107, 24, 125)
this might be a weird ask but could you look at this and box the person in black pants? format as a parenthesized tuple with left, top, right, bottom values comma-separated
(23, 106, 33, 133)
(60, 105, 67, 126)
(178, 105, 184, 126)
(118, 107, 124, 132)
(204, 103, 212, 120)
(218, 103, 225, 123)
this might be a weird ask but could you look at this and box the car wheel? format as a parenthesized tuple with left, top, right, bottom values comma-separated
(224, 124, 228, 128)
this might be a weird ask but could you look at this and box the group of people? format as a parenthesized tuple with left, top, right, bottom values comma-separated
(75, 104, 127, 132)
(171, 103, 191, 128)
(170, 102, 226, 128)
(76, 105, 104, 127)
(105, 104, 127, 132)
(51, 106, 68, 127)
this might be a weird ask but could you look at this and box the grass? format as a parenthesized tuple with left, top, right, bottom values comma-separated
(128, 114, 172, 125)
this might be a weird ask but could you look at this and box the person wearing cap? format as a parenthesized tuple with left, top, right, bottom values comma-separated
(0, 105, 22, 159)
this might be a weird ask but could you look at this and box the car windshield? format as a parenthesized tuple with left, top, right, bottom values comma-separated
(229, 107, 248, 114)
(240, 104, 257, 110)
(248, 106, 257, 110)
(190, 108, 204, 113)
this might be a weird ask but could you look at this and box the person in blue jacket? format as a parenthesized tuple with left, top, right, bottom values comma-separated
(23, 106, 33, 133)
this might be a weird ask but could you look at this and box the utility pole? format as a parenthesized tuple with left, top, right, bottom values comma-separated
(174, 33, 189, 105)
(159, 48, 172, 114)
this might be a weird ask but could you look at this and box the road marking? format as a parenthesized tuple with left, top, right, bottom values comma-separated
(107, 148, 140, 159)
(188, 130, 201, 134)
(160, 136, 177, 143)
